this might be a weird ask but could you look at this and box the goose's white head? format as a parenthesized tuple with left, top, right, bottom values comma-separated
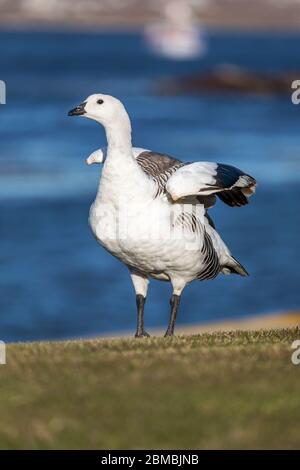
(68, 93, 130, 129)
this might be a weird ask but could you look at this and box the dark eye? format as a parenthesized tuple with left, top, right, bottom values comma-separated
(97, 99, 104, 105)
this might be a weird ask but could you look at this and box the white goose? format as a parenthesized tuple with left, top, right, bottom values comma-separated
(68, 94, 256, 337)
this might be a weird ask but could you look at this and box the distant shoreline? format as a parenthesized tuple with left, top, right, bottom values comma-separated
(1, 4, 300, 32)
(1, 20, 300, 35)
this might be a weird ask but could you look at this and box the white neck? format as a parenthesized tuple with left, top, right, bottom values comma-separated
(105, 112, 132, 153)
(94, 112, 155, 203)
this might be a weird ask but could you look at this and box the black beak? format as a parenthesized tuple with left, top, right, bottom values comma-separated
(68, 101, 87, 116)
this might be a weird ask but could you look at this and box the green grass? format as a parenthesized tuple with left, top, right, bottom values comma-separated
(0, 328, 300, 449)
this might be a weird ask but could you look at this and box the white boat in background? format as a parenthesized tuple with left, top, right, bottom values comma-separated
(144, 0, 207, 60)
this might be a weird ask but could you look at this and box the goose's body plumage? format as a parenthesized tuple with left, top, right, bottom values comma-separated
(89, 147, 253, 280)
(69, 93, 256, 337)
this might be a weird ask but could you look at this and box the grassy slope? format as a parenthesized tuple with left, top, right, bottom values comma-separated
(0, 328, 300, 449)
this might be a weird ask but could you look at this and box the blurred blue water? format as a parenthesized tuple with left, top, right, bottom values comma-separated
(0, 30, 300, 341)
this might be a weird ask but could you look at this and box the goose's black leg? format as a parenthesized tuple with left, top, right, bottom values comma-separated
(135, 294, 150, 338)
(164, 294, 181, 337)
(129, 271, 150, 338)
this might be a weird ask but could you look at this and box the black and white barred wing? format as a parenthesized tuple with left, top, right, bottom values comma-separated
(136, 151, 184, 196)
(166, 162, 256, 207)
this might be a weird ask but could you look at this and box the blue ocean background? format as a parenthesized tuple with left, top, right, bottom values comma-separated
(0, 30, 299, 342)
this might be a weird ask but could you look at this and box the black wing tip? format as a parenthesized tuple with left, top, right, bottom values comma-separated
(215, 163, 256, 207)
(217, 188, 249, 207)
(216, 163, 256, 188)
